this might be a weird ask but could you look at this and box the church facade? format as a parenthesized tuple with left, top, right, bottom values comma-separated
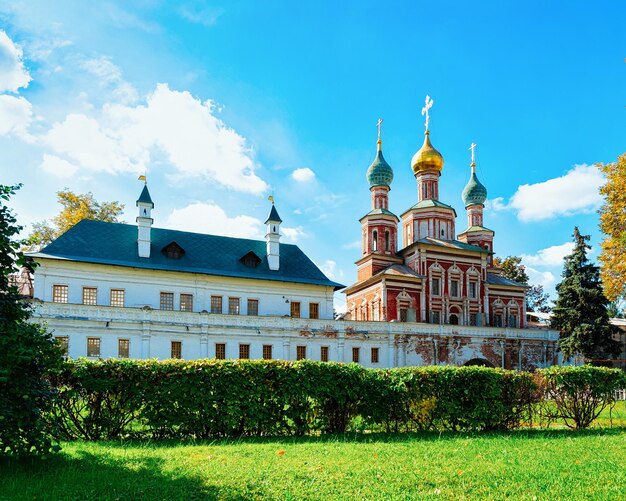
(27, 101, 559, 370)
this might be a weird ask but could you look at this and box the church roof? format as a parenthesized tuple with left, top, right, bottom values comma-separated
(366, 146, 394, 188)
(359, 208, 399, 221)
(401, 237, 492, 254)
(486, 273, 527, 288)
(404, 199, 457, 217)
(458, 225, 494, 234)
(265, 204, 282, 224)
(136, 185, 154, 207)
(342, 263, 423, 294)
(30, 220, 344, 290)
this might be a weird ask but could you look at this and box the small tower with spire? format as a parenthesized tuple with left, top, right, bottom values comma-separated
(401, 96, 456, 246)
(265, 197, 282, 271)
(136, 177, 154, 258)
(356, 118, 402, 281)
(457, 143, 494, 262)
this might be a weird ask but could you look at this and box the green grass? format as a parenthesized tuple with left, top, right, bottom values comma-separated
(2, 428, 626, 500)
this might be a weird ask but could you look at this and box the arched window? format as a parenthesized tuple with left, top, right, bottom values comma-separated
(372, 230, 378, 251)
(385, 230, 390, 251)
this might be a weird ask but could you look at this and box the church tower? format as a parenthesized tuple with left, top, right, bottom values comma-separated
(457, 143, 495, 264)
(401, 96, 456, 247)
(136, 179, 154, 258)
(356, 119, 402, 281)
(265, 199, 282, 271)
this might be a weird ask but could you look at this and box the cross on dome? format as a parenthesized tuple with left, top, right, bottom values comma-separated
(376, 118, 383, 140)
(469, 142, 477, 166)
(421, 95, 434, 131)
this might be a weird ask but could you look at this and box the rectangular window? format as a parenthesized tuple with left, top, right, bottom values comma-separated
(82, 287, 97, 305)
(118, 338, 129, 358)
(431, 311, 441, 324)
(87, 337, 100, 357)
(296, 345, 306, 360)
(321, 346, 329, 362)
(160, 292, 174, 310)
(55, 336, 69, 357)
(469, 282, 477, 299)
(352, 347, 360, 363)
(450, 280, 459, 297)
(291, 301, 301, 318)
(371, 347, 379, 364)
(210, 295, 223, 314)
(52, 284, 68, 303)
(494, 314, 503, 327)
(228, 297, 240, 315)
(399, 307, 408, 322)
(180, 293, 193, 312)
(309, 303, 319, 319)
(432, 278, 440, 296)
(110, 289, 125, 307)
(171, 341, 182, 359)
(263, 344, 273, 360)
(239, 344, 250, 359)
(470, 313, 478, 326)
(215, 343, 226, 360)
(247, 299, 259, 316)
(508, 315, 518, 328)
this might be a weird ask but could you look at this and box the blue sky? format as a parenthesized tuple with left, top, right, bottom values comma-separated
(1, 1, 624, 310)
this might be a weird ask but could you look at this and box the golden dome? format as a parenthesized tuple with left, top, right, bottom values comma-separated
(411, 130, 444, 174)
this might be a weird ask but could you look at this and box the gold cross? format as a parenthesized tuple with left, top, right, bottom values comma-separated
(421, 95, 433, 131)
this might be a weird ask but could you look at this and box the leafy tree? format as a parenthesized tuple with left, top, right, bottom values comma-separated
(551, 227, 620, 361)
(494, 255, 551, 312)
(28, 189, 124, 247)
(493, 256, 529, 285)
(0, 184, 62, 456)
(598, 154, 626, 302)
(606, 300, 625, 319)
(526, 284, 551, 313)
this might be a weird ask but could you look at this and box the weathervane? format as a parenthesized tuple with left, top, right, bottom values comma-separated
(376, 118, 383, 141)
(469, 142, 477, 165)
(421, 95, 434, 131)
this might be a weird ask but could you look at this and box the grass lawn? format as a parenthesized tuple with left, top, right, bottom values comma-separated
(2, 427, 626, 500)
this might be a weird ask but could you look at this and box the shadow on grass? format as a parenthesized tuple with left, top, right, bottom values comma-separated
(85, 425, 626, 450)
(0, 448, 252, 501)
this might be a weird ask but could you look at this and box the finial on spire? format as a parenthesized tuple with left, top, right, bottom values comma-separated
(268, 194, 275, 205)
(376, 118, 383, 150)
(138, 173, 147, 185)
(421, 95, 434, 132)
(469, 142, 477, 171)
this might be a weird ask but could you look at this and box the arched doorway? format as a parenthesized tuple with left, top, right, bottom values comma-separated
(464, 358, 495, 368)
(449, 314, 459, 325)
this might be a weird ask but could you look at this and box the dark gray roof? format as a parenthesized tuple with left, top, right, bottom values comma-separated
(486, 273, 526, 288)
(265, 205, 282, 224)
(31, 220, 344, 290)
(136, 185, 154, 207)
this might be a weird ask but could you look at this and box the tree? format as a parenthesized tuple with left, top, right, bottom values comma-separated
(606, 300, 625, 319)
(493, 255, 529, 285)
(28, 189, 124, 247)
(526, 284, 551, 313)
(598, 154, 626, 302)
(0, 184, 62, 455)
(493, 255, 551, 312)
(551, 227, 620, 361)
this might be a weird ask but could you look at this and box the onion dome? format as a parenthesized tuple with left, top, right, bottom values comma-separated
(366, 139, 394, 188)
(411, 130, 444, 174)
(462, 165, 488, 207)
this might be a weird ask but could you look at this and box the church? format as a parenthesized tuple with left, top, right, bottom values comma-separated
(344, 98, 527, 330)
(27, 98, 558, 369)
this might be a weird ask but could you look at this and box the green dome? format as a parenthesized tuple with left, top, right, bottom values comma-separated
(366, 145, 394, 188)
(462, 170, 487, 207)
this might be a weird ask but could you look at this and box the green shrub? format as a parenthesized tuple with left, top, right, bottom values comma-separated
(538, 365, 626, 429)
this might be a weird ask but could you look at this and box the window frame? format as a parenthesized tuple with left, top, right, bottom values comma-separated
(352, 346, 360, 363)
(210, 295, 223, 314)
(87, 337, 101, 357)
(52, 284, 68, 303)
(180, 293, 193, 312)
(239, 343, 250, 359)
(262, 344, 273, 360)
(296, 345, 306, 360)
(247, 298, 259, 316)
(320, 346, 329, 362)
(291, 301, 301, 318)
(215, 343, 226, 360)
(228, 297, 240, 315)
(171, 340, 182, 359)
(371, 347, 379, 364)
(118, 338, 130, 358)
(160, 291, 174, 311)
(110, 288, 125, 307)
(309, 302, 319, 319)
(55, 336, 69, 357)
(82, 286, 97, 305)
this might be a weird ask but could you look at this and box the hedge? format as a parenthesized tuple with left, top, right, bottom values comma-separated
(46, 359, 625, 440)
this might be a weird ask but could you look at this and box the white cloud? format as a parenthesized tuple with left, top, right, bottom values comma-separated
(165, 202, 263, 239)
(341, 240, 361, 250)
(522, 242, 574, 267)
(484, 197, 507, 212)
(499, 165, 604, 221)
(0, 30, 31, 92)
(291, 167, 316, 183)
(81, 56, 138, 103)
(40, 154, 79, 178)
(318, 260, 338, 279)
(178, 4, 223, 26)
(0, 94, 32, 138)
(281, 226, 306, 243)
(526, 266, 556, 291)
(42, 84, 268, 194)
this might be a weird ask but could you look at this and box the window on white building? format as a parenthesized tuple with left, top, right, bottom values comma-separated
(171, 341, 182, 359)
(180, 294, 193, 312)
(55, 336, 69, 357)
(239, 344, 250, 359)
(210, 296, 223, 314)
(247, 299, 259, 316)
(321, 346, 329, 362)
(309, 303, 319, 319)
(215, 343, 226, 359)
(352, 347, 360, 363)
(296, 345, 306, 360)
(228, 297, 240, 315)
(53, 284, 68, 303)
(291, 301, 301, 318)
(371, 347, 379, 364)
(87, 337, 101, 357)
(263, 344, 273, 360)
(110, 289, 125, 307)
(118, 338, 129, 358)
(160, 292, 174, 310)
(82, 287, 97, 305)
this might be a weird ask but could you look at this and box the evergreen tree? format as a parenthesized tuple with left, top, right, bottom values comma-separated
(551, 227, 620, 361)
(0, 184, 61, 456)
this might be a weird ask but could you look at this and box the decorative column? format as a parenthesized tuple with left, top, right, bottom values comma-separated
(141, 320, 151, 359)
(282, 338, 291, 361)
(387, 333, 395, 368)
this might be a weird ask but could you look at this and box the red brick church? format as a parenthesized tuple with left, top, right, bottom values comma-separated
(344, 99, 526, 328)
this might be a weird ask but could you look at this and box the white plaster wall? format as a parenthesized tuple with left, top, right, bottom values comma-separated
(33, 258, 336, 319)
